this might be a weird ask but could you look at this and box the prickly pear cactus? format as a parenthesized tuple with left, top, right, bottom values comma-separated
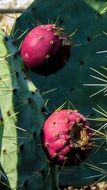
(12, 0, 107, 114)
(12, 0, 107, 188)
(0, 29, 58, 190)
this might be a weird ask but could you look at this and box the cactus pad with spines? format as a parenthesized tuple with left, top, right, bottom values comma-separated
(0, 29, 58, 190)
(10, 0, 107, 188)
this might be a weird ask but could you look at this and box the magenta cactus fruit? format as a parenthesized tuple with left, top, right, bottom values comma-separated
(41, 109, 92, 166)
(20, 24, 70, 75)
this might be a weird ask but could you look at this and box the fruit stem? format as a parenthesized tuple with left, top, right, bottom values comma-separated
(50, 164, 58, 190)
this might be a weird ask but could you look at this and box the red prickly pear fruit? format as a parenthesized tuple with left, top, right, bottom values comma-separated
(41, 109, 92, 166)
(20, 24, 71, 75)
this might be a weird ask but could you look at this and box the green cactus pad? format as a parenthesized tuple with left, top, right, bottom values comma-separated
(12, 0, 107, 187)
(0, 29, 58, 190)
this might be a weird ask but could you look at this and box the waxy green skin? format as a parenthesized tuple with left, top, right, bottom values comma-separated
(12, 0, 107, 114)
(0, 29, 58, 190)
(12, 0, 107, 188)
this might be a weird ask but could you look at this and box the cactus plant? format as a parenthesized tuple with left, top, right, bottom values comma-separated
(12, 0, 107, 114)
(0, 28, 58, 190)
(12, 0, 107, 186)
(11, 0, 107, 187)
